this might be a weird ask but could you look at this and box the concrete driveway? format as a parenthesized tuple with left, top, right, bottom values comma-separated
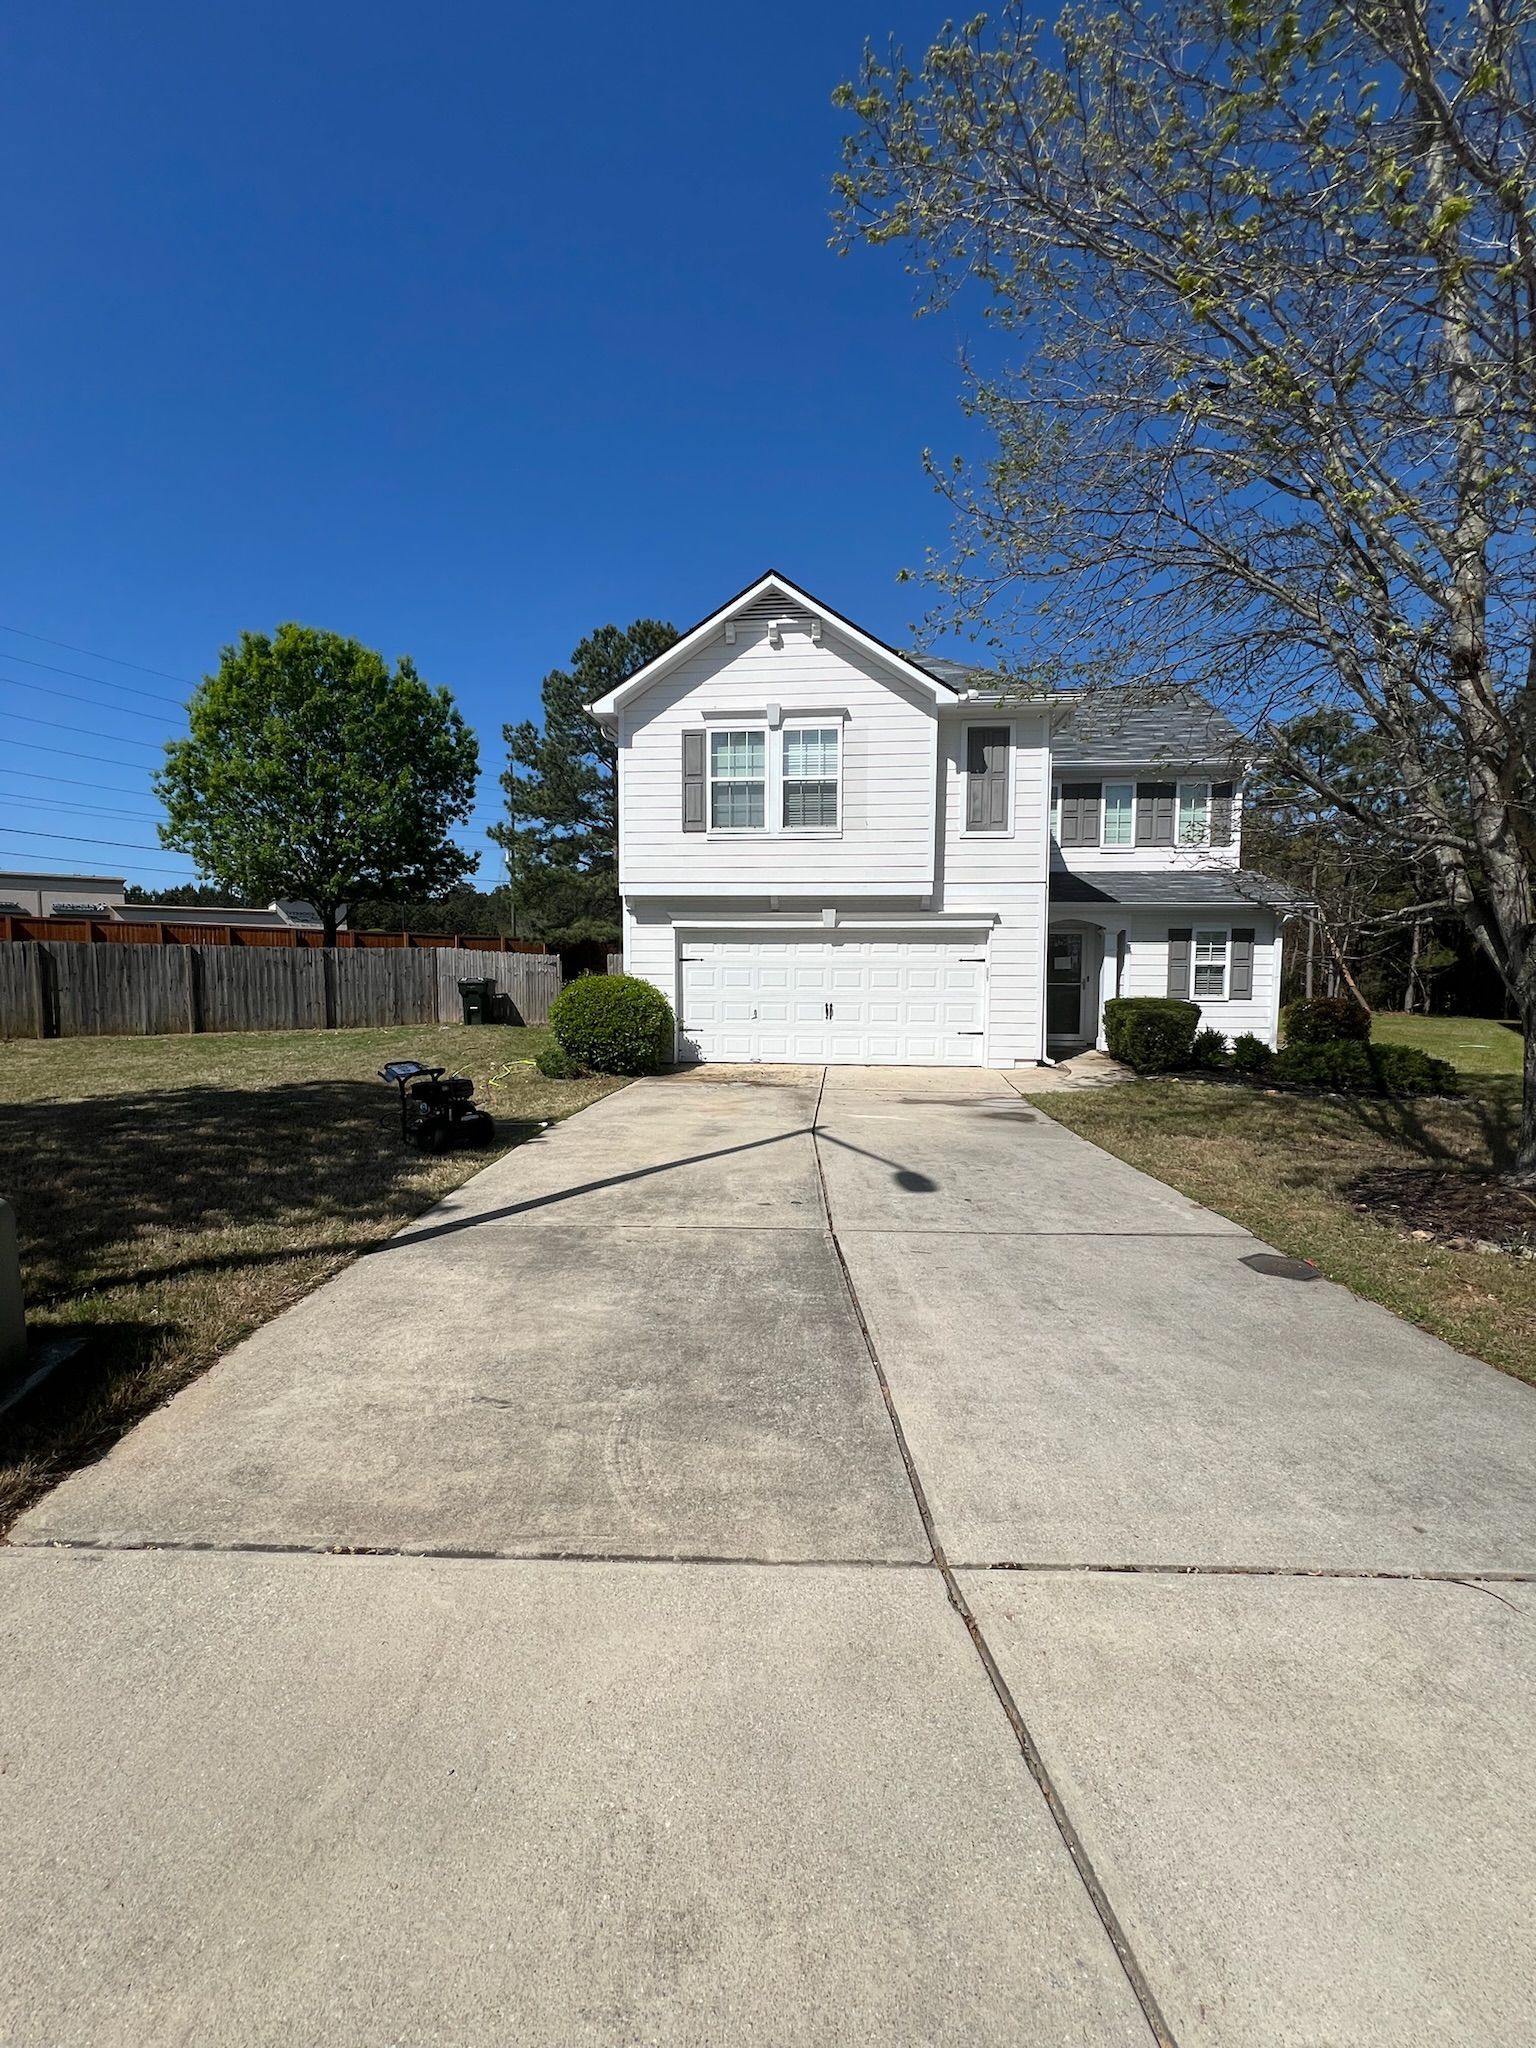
(4, 1068, 1535, 2046)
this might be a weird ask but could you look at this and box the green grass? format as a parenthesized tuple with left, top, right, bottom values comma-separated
(1037, 1074, 1535, 1384)
(1369, 1011, 1523, 1076)
(0, 1025, 625, 1530)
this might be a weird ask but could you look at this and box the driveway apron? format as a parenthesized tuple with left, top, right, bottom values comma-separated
(4, 1067, 1535, 2047)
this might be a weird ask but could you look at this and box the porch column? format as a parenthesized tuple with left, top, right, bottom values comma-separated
(1095, 926, 1125, 1050)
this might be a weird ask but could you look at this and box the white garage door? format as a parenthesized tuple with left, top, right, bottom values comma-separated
(679, 935, 987, 1066)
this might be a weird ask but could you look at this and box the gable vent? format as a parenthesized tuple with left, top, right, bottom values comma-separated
(736, 593, 814, 628)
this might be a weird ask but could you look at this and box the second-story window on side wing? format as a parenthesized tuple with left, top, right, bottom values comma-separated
(1102, 782, 1135, 846)
(710, 730, 766, 829)
(1178, 781, 1211, 845)
(782, 727, 839, 828)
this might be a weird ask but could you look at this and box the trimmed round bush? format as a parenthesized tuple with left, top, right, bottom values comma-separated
(535, 1041, 583, 1080)
(1230, 1031, 1273, 1076)
(1270, 1039, 1457, 1097)
(549, 972, 675, 1076)
(1103, 996, 1201, 1074)
(1281, 995, 1371, 1046)
(1190, 1027, 1229, 1070)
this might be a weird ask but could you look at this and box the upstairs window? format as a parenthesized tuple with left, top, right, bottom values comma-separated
(782, 727, 839, 829)
(1102, 782, 1135, 846)
(710, 730, 766, 829)
(1178, 782, 1211, 845)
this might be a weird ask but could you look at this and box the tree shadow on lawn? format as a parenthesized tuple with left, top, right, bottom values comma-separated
(0, 1079, 543, 1529)
(1, 1079, 537, 1302)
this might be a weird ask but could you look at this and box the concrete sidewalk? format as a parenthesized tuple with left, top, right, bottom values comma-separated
(4, 1069, 1535, 2046)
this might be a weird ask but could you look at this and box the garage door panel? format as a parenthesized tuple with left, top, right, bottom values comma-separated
(681, 934, 986, 1066)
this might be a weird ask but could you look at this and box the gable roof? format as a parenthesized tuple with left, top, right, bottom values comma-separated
(920, 660, 1248, 767)
(585, 571, 963, 718)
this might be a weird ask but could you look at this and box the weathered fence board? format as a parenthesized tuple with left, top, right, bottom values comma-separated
(0, 939, 563, 1039)
(195, 946, 328, 1034)
(0, 944, 41, 1039)
(605, 951, 624, 977)
(48, 941, 191, 1038)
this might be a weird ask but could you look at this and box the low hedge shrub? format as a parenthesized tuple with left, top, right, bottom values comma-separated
(549, 973, 675, 1076)
(1230, 1031, 1273, 1076)
(1103, 996, 1201, 1074)
(1270, 1039, 1458, 1097)
(535, 1041, 584, 1080)
(1280, 995, 1371, 1045)
(1190, 1027, 1229, 1069)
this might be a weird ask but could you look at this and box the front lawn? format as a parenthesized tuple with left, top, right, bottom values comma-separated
(1035, 1074, 1534, 1385)
(0, 1025, 623, 1530)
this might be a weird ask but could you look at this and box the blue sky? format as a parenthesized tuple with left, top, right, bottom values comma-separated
(1, 1, 978, 895)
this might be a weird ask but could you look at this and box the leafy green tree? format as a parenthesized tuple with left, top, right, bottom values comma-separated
(835, 0, 1536, 1177)
(348, 883, 515, 935)
(491, 620, 677, 945)
(156, 624, 479, 944)
(123, 883, 265, 909)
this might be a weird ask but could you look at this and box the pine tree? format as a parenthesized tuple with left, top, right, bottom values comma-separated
(491, 620, 676, 944)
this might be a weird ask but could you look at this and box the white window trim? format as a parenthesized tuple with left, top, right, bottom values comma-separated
(707, 725, 769, 834)
(962, 720, 1014, 838)
(779, 720, 844, 837)
(1178, 779, 1213, 848)
(1101, 780, 1135, 849)
(1192, 926, 1230, 1001)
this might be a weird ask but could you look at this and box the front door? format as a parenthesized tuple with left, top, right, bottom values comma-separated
(1046, 930, 1084, 1041)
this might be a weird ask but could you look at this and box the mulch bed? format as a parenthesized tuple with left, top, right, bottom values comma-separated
(1346, 1166, 1536, 1257)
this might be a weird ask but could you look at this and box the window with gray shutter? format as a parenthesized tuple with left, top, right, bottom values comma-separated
(1057, 781, 1102, 847)
(1167, 927, 1193, 998)
(1210, 781, 1235, 847)
(1136, 781, 1176, 846)
(681, 731, 705, 832)
(966, 726, 1010, 831)
(1230, 927, 1255, 999)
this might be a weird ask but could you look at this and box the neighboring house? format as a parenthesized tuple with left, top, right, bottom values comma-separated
(589, 572, 1297, 1068)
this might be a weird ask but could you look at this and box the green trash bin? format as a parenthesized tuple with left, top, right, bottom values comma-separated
(458, 976, 496, 1025)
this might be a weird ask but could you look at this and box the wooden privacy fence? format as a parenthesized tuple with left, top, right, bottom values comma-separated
(0, 912, 549, 952)
(0, 942, 562, 1040)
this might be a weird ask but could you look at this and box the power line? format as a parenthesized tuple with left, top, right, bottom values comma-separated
(0, 826, 178, 854)
(0, 765, 158, 796)
(1, 792, 166, 824)
(0, 674, 178, 725)
(11, 737, 169, 770)
(3, 708, 165, 750)
(0, 623, 196, 690)
(0, 649, 188, 709)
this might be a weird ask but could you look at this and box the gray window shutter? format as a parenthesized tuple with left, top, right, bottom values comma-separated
(1167, 927, 1193, 998)
(682, 731, 705, 832)
(1058, 781, 1102, 848)
(1137, 781, 1176, 846)
(967, 726, 1010, 831)
(1230, 927, 1255, 999)
(1210, 781, 1235, 848)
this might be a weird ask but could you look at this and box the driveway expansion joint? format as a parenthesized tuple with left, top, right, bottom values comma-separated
(808, 1066, 1181, 2048)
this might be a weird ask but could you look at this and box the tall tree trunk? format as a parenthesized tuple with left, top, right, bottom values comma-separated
(1404, 917, 1423, 1014)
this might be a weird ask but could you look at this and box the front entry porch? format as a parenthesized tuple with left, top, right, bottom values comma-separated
(1045, 918, 1126, 1055)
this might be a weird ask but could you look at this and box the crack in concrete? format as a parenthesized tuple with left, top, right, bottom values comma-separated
(806, 1066, 1181, 2048)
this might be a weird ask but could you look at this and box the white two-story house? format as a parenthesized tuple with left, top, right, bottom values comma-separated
(589, 571, 1293, 1068)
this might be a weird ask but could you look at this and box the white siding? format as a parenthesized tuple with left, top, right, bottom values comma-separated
(618, 621, 937, 896)
(1110, 908, 1282, 1046)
